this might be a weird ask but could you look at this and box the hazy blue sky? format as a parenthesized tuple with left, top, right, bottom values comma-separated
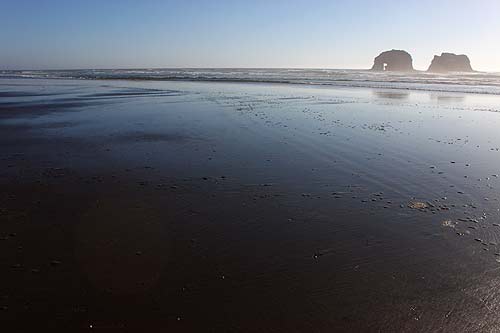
(1, 0, 499, 71)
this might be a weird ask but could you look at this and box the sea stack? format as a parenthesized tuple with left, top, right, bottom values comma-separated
(371, 50, 414, 72)
(427, 53, 473, 72)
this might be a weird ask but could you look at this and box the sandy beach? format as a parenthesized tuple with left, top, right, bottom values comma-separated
(2, 78, 500, 331)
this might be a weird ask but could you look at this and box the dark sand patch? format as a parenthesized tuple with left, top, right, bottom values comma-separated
(81, 88, 183, 99)
(0, 91, 61, 98)
(0, 100, 106, 119)
(0, 121, 78, 131)
(108, 132, 194, 144)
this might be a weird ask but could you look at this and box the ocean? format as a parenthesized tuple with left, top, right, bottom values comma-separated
(2, 68, 500, 95)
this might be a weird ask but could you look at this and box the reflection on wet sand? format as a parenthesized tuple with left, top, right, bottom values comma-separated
(430, 93, 466, 104)
(373, 90, 410, 100)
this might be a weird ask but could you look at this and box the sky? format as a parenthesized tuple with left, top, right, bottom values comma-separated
(1, 0, 500, 71)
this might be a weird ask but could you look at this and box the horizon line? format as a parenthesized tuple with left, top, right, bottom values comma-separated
(1, 67, 498, 74)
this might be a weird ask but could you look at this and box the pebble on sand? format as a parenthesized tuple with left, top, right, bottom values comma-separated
(408, 201, 428, 209)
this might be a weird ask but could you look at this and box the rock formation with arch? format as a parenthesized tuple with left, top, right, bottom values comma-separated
(371, 50, 414, 72)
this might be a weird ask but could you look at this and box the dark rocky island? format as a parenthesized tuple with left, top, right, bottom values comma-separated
(427, 53, 473, 72)
(371, 50, 414, 72)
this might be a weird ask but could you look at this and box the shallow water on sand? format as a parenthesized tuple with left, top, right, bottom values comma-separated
(1, 79, 500, 331)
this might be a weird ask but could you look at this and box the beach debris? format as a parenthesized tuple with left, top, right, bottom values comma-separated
(50, 260, 62, 266)
(408, 201, 428, 209)
(441, 220, 456, 228)
(313, 253, 323, 259)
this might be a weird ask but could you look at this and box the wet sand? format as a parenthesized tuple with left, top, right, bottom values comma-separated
(2, 78, 500, 332)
